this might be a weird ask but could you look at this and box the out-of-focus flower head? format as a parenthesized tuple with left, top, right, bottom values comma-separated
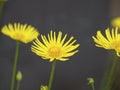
(1, 23, 39, 43)
(111, 17, 120, 28)
(92, 27, 120, 56)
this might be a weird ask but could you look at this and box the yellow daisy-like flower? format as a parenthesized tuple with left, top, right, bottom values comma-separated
(1, 23, 39, 43)
(31, 31, 80, 62)
(92, 27, 120, 56)
(111, 17, 120, 28)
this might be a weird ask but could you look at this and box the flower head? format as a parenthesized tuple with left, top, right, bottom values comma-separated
(40, 85, 48, 90)
(31, 31, 80, 62)
(1, 23, 39, 43)
(111, 17, 120, 28)
(92, 27, 120, 56)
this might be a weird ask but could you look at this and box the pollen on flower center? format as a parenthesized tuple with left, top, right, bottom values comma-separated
(48, 46, 61, 58)
(13, 33, 24, 40)
(112, 41, 120, 51)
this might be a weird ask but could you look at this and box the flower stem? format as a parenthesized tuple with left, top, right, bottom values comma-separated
(16, 81, 20, 90)
(48, 60, 56, 90)
(0, 0, 8, 2)
(91, 83, 95, 90)
(10, 41, 20, 90)
(0, 0, 7, 20)
(105, 55, 117, 90)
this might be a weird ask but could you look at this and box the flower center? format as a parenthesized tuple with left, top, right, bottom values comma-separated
(48, 46, 61, 58)
(13, 32, 24, 40)
(112, 41, 120, 51)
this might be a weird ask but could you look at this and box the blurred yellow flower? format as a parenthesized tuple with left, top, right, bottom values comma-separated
(1, 23, 39, 43)
(31, 31, 80, 62)
(40, 85, 48, 90)
(111, 17, 120, 28)
(92, 27, 120, 56)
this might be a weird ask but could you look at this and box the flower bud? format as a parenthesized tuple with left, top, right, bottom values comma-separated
(87, 77, 94, 84)
(40, 85, 48, 90)
(16, 71, 22, 81)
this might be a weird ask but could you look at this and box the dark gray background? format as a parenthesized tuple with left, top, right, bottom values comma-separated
(0, 0, 112, 90)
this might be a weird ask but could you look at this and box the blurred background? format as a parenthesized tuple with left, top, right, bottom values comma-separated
(0, 0, 120, 90)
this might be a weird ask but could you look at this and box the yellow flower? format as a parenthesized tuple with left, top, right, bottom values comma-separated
(40, 85, 48, 90)
(1, 23, 39, 43)
(111, 17, 120, 28)
(31, 31, 80, 62)
(92, 27, 120, 56)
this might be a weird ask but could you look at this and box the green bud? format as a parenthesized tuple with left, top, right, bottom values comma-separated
(87, 77, 94, 84)
(16, 71, 22, 81)
(40, 85, 48, 90)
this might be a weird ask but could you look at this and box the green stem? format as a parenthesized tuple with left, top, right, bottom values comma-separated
(11, 41, 20, 90)
(0, 0, 8, 2)
(0, 0, 7, 21)
(16, 81, 20, 90)
(105, 55, 117, 90)
(48, 60, 56, 90)
(91, 83, 95, 90)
